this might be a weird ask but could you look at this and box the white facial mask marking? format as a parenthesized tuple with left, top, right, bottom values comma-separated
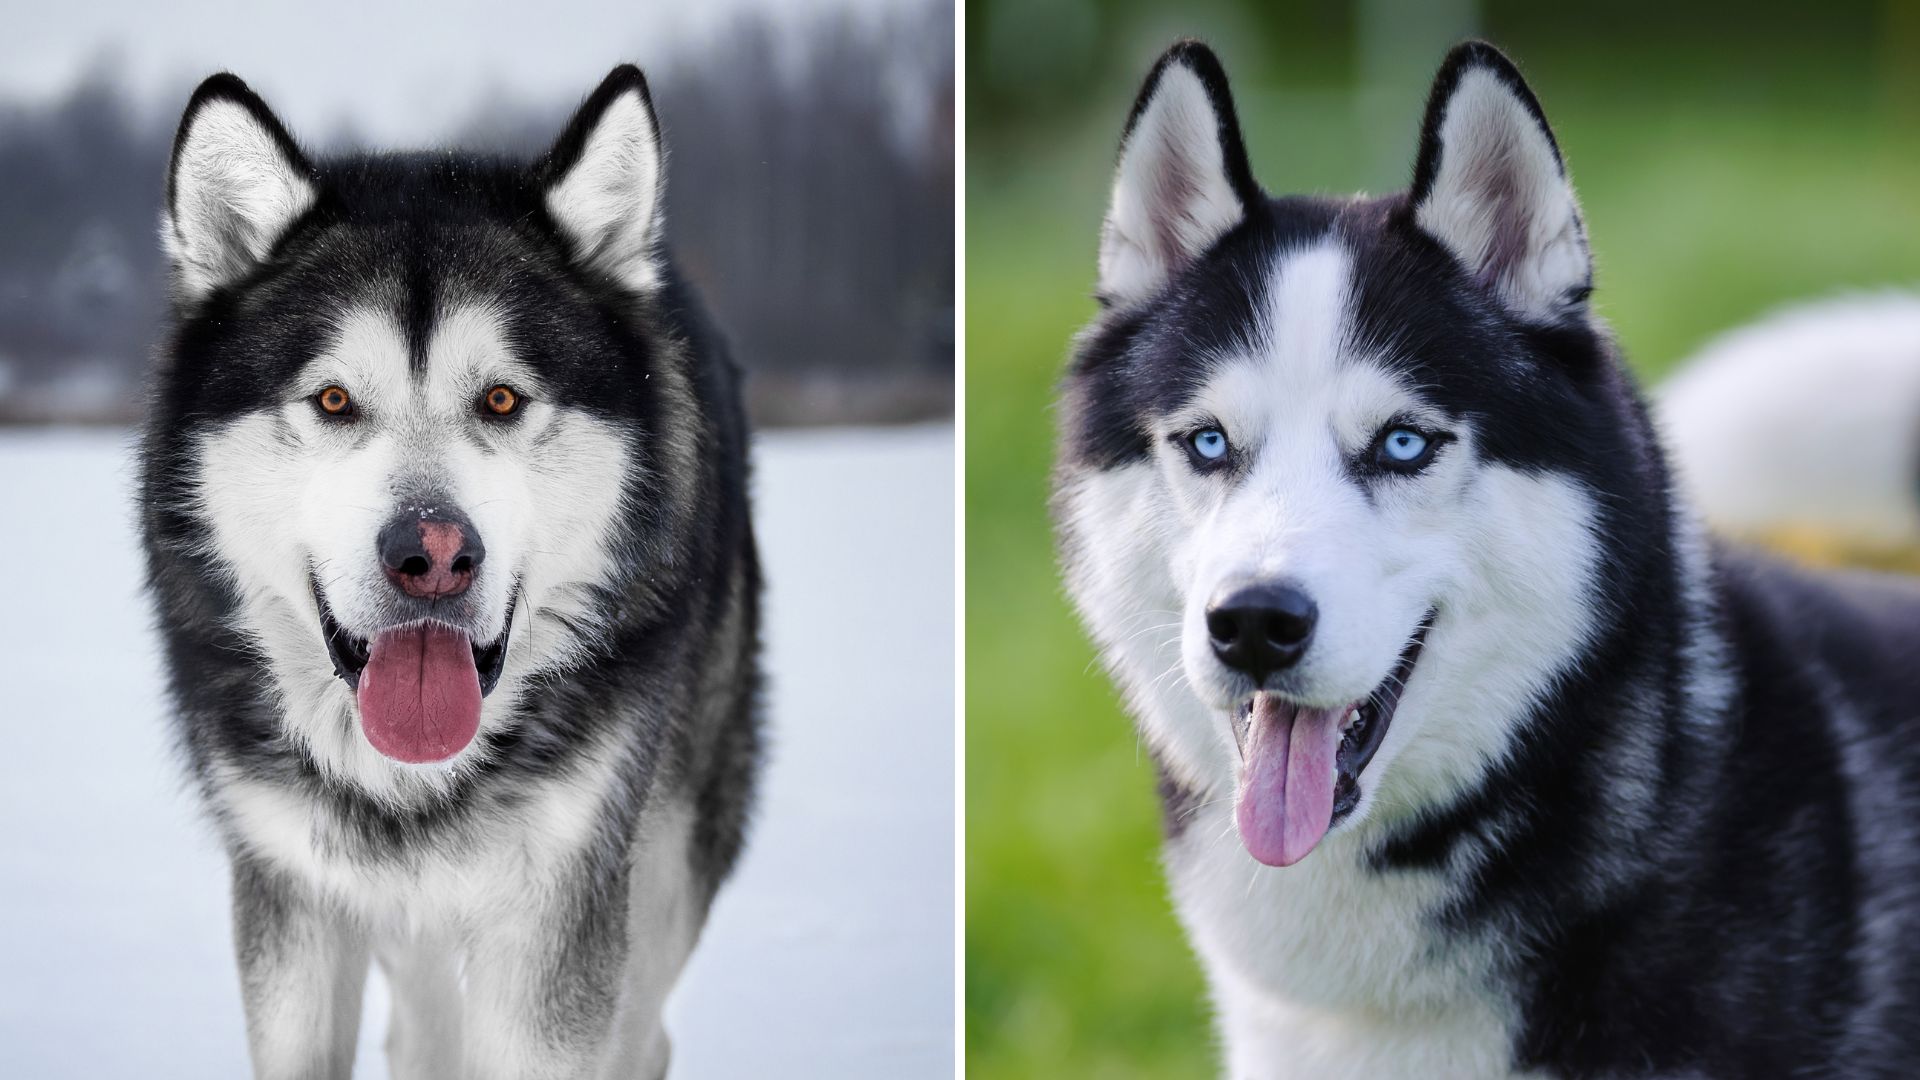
(1062, 239, 1604, 831)
(194, 301, 633, 798)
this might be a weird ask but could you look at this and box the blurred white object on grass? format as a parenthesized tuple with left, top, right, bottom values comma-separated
(1658, 293, 1920, 567)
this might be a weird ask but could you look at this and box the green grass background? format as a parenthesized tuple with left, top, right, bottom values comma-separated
(965, 1, 1920, 1075)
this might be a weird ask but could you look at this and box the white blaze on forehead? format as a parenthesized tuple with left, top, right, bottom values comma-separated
(1180, 241, 1414, 456)
(1255, 241, 1355, 386)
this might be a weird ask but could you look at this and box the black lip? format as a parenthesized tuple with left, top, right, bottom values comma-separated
(311, 577, 515, 696)
(314, 581, 371, 690)
(1331, 612, 1434, 823)
(474, 590, 514, 695)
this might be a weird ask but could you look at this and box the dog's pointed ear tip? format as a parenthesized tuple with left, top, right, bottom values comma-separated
(1155, 39, 1226, 75)
(176, 71, 312, 152)
(595, 63, 655, 104)
(171, 72, 309, 182)
(178, 72, 266, 127)
(1125, 39, 1235, 140)
(1140, 39, 1234, 100)
(1432, 40, 1534, 98)
(544, 64, 660, 178)
(1445, 40, 1516, 68)
(187, 72, 252, 102)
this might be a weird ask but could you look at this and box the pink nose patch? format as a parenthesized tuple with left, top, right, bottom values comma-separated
(419, 521, 463, 566)
(355, 622, 481, 763)
(388, 521, 474, 599)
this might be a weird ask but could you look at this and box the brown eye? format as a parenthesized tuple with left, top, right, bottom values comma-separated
(483, 385, 520, 416)
(316, 386, 353, 416)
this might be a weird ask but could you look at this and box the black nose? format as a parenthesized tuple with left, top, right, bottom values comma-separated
(378, 506, 484, 600)
(1207, 582, 1318, 684)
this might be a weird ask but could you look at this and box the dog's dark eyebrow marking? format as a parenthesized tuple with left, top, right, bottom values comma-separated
(405, 258, 437, 374)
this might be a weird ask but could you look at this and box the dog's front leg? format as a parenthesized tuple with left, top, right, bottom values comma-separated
(376, 933, 464, 1080)
(461, 859, 632, 1080)
(230, 856, 368, 1080)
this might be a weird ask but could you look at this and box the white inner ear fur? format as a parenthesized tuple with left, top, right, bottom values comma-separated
(1099, 63, 1245, 307)
(546, 90, 665, 293)
(1415, 68, 1589, 325)
(165, 98, 316, 301)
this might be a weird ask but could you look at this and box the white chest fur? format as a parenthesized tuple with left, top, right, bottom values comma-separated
(1165, 799, 1533, 1080)
(212, 741, 623, 931)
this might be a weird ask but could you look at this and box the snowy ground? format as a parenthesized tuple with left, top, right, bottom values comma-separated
(0, 423, 955, 1078)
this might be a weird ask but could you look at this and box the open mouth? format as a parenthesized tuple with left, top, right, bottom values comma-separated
(1231, 611, 1434, 867)
(314, 580, 513, 696)
(312, 577, 515, 764)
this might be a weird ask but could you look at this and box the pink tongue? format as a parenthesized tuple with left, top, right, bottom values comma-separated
(1236, 693, 1346, 866)
(355, 623, 481, 764)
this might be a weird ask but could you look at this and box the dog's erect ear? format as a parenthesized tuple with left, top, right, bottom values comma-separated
(1410, 42, 1591, 326)
(541, 65, 666, 293)
(165, 74, 317, 302)
(1098, 41, 1261, 308)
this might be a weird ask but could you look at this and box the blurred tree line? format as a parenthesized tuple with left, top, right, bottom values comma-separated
(0, 3, 952, 426)
(967, 0, 1916, 147)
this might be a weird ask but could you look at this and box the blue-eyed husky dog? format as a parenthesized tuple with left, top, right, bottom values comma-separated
(1054, 40, 1920, 1078)
(140, 66, 759, 1078)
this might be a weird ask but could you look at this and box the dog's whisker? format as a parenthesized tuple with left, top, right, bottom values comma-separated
(1117, 620, 1184, 645)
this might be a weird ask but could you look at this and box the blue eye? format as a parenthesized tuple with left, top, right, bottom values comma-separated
(1190, 428, 1229, 461)
(1378, 427, 1432, 468)
(1383, 429, 1427, 460)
